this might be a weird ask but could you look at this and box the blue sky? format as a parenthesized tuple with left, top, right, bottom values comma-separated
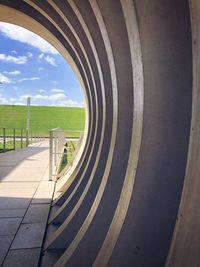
(0, 22, 84, 107)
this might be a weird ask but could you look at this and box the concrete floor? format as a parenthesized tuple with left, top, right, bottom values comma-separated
(0, 141, 55, 267)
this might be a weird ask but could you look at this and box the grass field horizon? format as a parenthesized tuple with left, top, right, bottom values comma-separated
(0, 105, 85, 137)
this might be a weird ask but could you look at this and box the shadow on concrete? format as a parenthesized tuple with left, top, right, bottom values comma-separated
(0, 193, 54, 266)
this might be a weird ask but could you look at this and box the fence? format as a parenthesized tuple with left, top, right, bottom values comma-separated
(0, 127, 45, 152)
(49, 128, 83, 181)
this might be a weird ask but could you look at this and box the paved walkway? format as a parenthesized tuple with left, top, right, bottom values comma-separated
(0, 141, 55, 267)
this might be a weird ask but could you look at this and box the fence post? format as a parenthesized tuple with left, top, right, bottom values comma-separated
(26, 129, 29, 147)
(49, 130, 53, 181)
(13, 128, 16, 150)
(3, 128, 6, 152)
(20, 129, 23, 148)
(30, 131, 32, 144)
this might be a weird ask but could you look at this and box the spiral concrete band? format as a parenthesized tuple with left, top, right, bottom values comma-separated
(0, 1, 199, 266)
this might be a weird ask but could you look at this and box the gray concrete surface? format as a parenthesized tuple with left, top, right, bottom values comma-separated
(0, 141, 55, 266)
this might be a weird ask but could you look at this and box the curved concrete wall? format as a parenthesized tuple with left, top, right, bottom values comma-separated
(0, 1, 198, 266)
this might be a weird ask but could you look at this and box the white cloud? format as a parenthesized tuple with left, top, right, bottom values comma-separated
(20, 93, 66, 102)
(44, 55, 56, 66)
(51, 88, 65, 93)
(0, 73, 12, 84)
(17, 93, 83, 107)
(38, 53, 57, 66)
(38, 67, 44, 71)
(0, 53, 27, 64)
(38, 89, 46, 93)
(13, 102, 25, 106)
(0, 98, 8, 104)
(0, 22, 58, 55)
(11, 50, 17, 54)
(19, 94, 31, 101)
(4, 70, 21, 76)
(19, 77, 39, 82)
(38, 53, 44, 59)
(33, 94, 48, 100)
(38, 53, 56, 66)
(48, 93, 66, 101)
(10, 97, 17, 102)
(51, 81, 58, 84)
(0, 94, 8, 104)
(57, 99, 84, 107)
(27, 52, 33, 58)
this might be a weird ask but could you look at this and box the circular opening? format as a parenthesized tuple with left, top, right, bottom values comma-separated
(0, 21, 88, 177)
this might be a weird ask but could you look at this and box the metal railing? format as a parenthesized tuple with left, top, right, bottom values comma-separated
(56, 132, 84, 180)
(49, 128, 83, 181)
(0, 127, 45, 152)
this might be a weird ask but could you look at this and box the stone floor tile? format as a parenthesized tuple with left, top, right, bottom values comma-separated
(0, 236, 14, 266)
(0, 188, 36, 197)
(37, 181, 55, 191)
(0, 197, 31, 209)
(0, 167, 13, 181)
(3, 248, 40, 267)
(32, 191, 53, 204)
(2, 167, 46, 182)
(0, 209, 26, 218)
(18, 161, 48, 168)
(11, 222, 46, 249)
(23, 204, 50, 223)
(0, 182, 38, 189)
(41, 168, 50, 181)
(0, 218, 22, 235)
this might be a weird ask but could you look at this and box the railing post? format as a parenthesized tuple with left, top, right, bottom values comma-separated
(49, 130, 53, 181)
(26, 129, 29, 147)
(54, 137, 57, 165)
(3, 128, 6, 152)
(20, 129, 23, 148)
(13, 128, 16, 150)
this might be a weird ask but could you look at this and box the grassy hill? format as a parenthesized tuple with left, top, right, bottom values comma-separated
(0, 105, 85, 137)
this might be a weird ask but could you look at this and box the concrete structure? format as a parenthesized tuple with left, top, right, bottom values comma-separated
(0, 1, 199, 266)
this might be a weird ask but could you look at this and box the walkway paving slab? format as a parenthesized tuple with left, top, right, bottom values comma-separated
(3, 248, 40, 267)
(0, 209, 26, 218)
(38, 181, 55, 191)
(1, 167, 47, 182)
(0, 236, 14, 266)
(32, 190, 53, 204)
(0, 218, 22, 235)
(0, 182, 38, 189)
(0, 197, 31, 210)
(11, 222, 46, 249)
(23, 204, 50, 223)
(0, 188, 36, 196)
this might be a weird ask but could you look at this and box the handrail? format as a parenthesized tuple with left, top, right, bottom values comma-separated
(56, 132, 84, 180)
(49, 128, 83, 181)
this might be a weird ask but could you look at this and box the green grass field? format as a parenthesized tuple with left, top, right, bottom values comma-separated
(0, 105, 85, 137)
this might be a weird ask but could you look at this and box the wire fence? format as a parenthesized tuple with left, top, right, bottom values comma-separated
(0, 127, 45, 152)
